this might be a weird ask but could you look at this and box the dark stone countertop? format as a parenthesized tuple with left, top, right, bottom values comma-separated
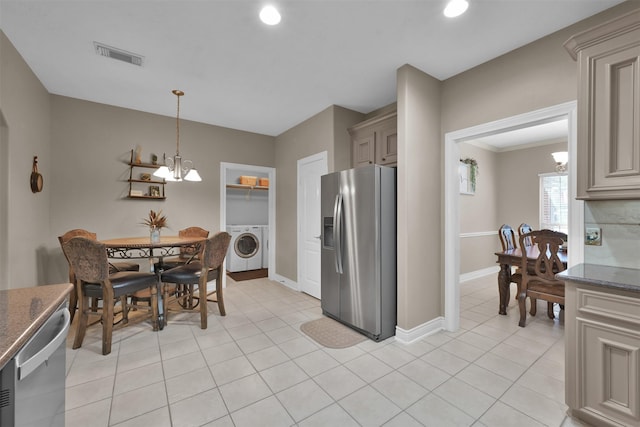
(0, 283, 73, 370)
(557, 263, 640, 294)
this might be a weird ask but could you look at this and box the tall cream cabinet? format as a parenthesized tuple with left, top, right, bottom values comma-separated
(565, 9, 640, 199)
(560, 264, 640, 427)
(349, 111, 397, 168)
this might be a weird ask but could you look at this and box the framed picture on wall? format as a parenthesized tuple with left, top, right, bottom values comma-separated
(149, 185, 160, 197)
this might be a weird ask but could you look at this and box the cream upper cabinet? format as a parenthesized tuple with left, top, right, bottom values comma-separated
(349, 111, 397, 168)
(565, 9, 640, 199)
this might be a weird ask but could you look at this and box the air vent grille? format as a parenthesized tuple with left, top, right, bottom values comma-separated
(94, 42, 143, 66)
(0, 388, 11, 408)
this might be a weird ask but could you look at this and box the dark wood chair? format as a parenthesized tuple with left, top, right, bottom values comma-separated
(62, 237, 159, 355)
(160, 231, 231, 329)
(498, 224, 522, 302)
(498, 224, 517, 251)
(159, 226, 210, 269)
(517, 229, 567, 327)
(58, 229, 140, 323)
(518, 223, 533, 248)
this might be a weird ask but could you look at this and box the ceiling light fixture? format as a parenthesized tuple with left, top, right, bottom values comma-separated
(153, 90, 202, 182)
(444, 0, 469, 18)
(260, 5, 281, 25)
(552, 151, 569, 173)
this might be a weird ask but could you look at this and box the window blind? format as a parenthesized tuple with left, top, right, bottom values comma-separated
(540, 173, 568, 233)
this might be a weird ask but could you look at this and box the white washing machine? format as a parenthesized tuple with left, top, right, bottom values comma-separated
(227, 225, 263, 272)
(261, 225, 269, 269)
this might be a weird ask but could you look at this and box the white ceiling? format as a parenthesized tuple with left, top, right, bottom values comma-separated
(466, 118, 569, 151)
(0, 0, 625, 136)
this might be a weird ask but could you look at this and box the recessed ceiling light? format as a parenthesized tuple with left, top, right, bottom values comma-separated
(444, 0, 469, 18)
(259, 5, 281, 25)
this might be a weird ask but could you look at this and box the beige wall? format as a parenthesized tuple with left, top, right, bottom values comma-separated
(47, 95, 275, 284)
(397, 64, 442, 330)
(459, 142, 499, 274)
(0, 31, 51, 288)
(273, 105, 363, 282)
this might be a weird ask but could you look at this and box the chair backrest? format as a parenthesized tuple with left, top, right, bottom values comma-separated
(58, 229, 98, 282)
(179, 227, 210, 256)
(498, 224, 517, 251)
(62, 237, 110, 283)
(518, 223, 533, 247)
(519, 230, 567, 283)
(201, 232, 232, 270)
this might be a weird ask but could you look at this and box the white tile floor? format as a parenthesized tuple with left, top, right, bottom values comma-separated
(64, 274, 591, 426)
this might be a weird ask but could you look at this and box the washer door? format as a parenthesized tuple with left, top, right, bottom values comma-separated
(235, 233, 259, 258)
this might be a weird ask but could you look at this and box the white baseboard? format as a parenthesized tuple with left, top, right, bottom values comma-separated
(394, 316, 444, 344)
(459, 266, 499, 283)
(271, 273, 299, 292)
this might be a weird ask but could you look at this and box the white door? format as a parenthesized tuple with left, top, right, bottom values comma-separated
(297, 152, 327, 299)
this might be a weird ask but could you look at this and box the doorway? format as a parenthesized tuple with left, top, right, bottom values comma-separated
(443, 101, 583, 331)
(297, 151, 327, 299)
(220, 162, 276, 287)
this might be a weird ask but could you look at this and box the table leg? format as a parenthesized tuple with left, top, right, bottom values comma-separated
(498, 263, 511, 315)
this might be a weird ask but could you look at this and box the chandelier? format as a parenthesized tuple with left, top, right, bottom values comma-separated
(153, 90, 202, 182)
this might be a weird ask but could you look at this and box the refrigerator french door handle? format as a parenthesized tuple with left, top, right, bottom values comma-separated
(333, 193, 343, 274)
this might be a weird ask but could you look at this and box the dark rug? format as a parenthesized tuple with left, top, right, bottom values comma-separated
(227, 268, 268, 282)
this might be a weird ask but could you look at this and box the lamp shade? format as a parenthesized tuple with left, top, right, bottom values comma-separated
(552, 151, 569, 165)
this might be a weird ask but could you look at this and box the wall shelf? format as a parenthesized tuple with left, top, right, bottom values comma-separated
(126, 149, 166, 200)
(226, 184, 269, 191)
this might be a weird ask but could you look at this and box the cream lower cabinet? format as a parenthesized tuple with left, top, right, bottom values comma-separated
(349, 111, 397, 168)
(565, 9, 640, 199)
(565, 281, 640, 426)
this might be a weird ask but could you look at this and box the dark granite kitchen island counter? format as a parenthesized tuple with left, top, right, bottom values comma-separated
(557, 263, 640, 293)
(0, 283, 73, 370)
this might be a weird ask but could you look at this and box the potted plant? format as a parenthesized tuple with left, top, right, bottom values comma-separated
(142, 209, 167, 243)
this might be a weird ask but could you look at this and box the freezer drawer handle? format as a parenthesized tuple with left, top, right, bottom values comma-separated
(333, 193, 343, 274)
(17, 308, 70, 381)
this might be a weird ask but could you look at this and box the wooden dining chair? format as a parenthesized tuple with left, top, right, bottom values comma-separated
(159, 226, 210, 269)
(517, 229, 567, 327)
(518, 223, 533, 248)
(498, 224, 517, 251)
(62, 237, 159, 355)
(131, 226, 210, 309)
(58, 229, 140, 323)
(160, 231, 231, 329)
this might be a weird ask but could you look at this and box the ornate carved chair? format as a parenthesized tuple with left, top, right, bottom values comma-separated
(498, 224, 522, 302)
(58, 229, 140, 323)
(498, 224, 517, 251)
(517, 229, 567, 327)
(62, 237, 158, 355)
(160, 231, 231, 329)
(518, 223, 533, 248)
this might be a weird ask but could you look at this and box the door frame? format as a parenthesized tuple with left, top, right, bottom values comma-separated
(297, 151, 328, 296)
(443, 101, 582, 331)
(220, 162, 276, 286)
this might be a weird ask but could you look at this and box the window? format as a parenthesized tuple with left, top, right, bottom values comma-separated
(540, 173, 568, 233)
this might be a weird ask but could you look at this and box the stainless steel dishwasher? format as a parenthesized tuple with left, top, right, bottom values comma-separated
(0, 305, 70, 427)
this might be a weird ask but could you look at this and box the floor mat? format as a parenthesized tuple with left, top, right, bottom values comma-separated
(226, 268, 268, 281)
(300, 317, 367, 349)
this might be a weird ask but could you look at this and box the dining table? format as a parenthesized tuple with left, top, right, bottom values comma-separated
(494, 245, 568, 315)
(100, 235, 206, 330)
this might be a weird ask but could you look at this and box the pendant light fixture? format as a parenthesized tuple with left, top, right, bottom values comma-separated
(153, 90, 202, 182)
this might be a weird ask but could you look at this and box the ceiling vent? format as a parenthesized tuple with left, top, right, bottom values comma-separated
(94, 42, 143, 66)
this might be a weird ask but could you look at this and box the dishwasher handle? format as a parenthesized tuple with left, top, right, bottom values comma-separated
(17, 308, 70, 381)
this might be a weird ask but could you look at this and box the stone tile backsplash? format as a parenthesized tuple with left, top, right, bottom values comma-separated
(584, 200, 640, 269)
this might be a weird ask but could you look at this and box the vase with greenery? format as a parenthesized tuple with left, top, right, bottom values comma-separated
(460, 157, 479, 192)
(142, 209, 167, 243)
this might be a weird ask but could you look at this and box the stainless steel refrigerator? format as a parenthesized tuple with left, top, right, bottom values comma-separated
(320, 164, 396, 341)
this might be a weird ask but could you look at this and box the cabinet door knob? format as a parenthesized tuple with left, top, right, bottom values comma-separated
(382, 157, 386, 161)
